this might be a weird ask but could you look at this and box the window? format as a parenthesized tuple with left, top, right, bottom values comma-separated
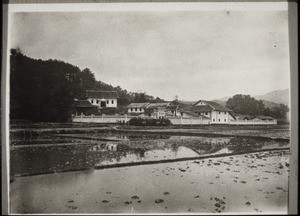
(112, 100, 114, 104)
(219, 119, 220, 122)
(225, 112, 227, 114)
(140, 108, 142, 111)
(107, 100, 109, 104)
(224, 119, 226, 122)
(135, 108, 137, 111)
(213, 119, 215, 122)
(131, 108, 133, 112)
(205, 112, 208, 115)
(219, 111, 221, 114)
(91, 99, 94, 103)
(96, 100, 99, 104)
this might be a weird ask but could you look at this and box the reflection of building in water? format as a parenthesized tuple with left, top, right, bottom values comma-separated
(90, 142, 118, 151)
(198, 137, 232, 145)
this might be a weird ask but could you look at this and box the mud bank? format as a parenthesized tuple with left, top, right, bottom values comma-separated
(10, 150, 289, 214)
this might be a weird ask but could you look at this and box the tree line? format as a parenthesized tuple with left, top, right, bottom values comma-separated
(10, 49, 164, 122)
(225, 94, 289, 124)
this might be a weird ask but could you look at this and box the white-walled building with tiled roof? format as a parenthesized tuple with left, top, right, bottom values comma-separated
(189, 100, 236, 124)
(86, 90, 118, 108)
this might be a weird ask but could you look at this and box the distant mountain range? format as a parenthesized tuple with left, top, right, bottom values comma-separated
(180, 89, 289, 108)
(254, 89, 289, 105)
(212, 89, 289, 108)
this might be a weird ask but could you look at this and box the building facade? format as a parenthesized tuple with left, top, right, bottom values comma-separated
(126, 102, 150, 116)
(86, 90, 118, 108)
(189, 100, 235, 124)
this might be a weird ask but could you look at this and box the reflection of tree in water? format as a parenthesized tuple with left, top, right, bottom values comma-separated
(170, 143, 179, 152)
(126, 133, 171, 140)
(227, 137, 267, 153)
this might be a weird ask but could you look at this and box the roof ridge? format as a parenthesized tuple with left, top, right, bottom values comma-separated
(86, 90, 117, 92)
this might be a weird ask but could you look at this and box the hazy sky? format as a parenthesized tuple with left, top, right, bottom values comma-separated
(10, 8, 290, 101)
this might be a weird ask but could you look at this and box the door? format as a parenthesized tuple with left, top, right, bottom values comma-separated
(100, 101, 106, 108)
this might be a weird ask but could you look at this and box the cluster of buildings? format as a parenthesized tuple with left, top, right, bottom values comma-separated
(73, 90, 276, 125)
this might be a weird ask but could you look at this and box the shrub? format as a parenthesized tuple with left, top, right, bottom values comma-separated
(128, 117, 171, 126)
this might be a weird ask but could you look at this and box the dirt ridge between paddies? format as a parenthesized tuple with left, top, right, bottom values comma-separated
(94, 147, 290, 170)
(10, 148, 290, 179)
(10, 127, 289, 142)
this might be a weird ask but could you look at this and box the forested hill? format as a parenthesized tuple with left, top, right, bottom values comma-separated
(10, 49, 165, 122)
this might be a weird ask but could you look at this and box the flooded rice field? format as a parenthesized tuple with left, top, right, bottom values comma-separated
(10, 131, 290, 213)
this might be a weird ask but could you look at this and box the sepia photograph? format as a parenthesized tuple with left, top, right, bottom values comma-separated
(2, 1, 296, 214)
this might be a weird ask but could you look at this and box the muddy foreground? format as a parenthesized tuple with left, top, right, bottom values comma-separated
(10, 149, 289, 214)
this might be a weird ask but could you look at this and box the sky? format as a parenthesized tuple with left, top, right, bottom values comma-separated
(10, 6, 290, 101)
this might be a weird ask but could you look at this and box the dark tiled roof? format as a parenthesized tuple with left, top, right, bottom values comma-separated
(166, 105, 179, 111)
(178, 109, 211, 119)
(86, 90, 118, 99)
(74, 100, 97, 108)
(126, 102, 150, 108)
(193, 100, 232, 112)
(178, 109, 199, 117)
(188, 105, 213, 112)
(147, 102, 170, 109)
(255, 116, 275, 120)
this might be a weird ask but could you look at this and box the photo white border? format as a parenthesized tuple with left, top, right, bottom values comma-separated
(2, 1, 296, 215)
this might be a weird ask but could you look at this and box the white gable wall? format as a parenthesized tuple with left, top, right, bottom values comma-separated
(88, 98, 117, 108)
(128, 107, 145, 113)
(211, 110, 230, 124)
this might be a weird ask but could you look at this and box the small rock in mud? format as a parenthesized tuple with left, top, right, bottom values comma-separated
(240, 181, 246, 184)
(278, 163, 284, 169)
(214, 163, 220, 165)
(124, 201, 132, 205)
(131, 195, 139, 199)
(245, 201, 251, 206)
(215, 203, 221, 208)
(68, 199, 74, 203)
(179, 168, 186, 172)
(194, 195, 200, 198)
(102, 200, 109, 203)
(137, 200, 141, 203)
(106, 192, 112, 194)
(163, 192, 170, 195)
(155, 199, 164, 203)
(254, 208, 262, 213)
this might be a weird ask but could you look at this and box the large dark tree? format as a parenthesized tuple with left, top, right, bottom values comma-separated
(10, 49, 81, 122)
(226, 94, 289, 124)
(226, 94, 266, 116)
(10, 49, 166, 122)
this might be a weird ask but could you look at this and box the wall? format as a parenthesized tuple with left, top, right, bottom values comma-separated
(72, 115, 210, 125)
(87, 98, 117, 108)
(73, 115, 130, 123)
(168, 117, 210, 125)
(211, 111, 230, 124)
(128, 107, 145, 114)
(229, 119, 277, 125)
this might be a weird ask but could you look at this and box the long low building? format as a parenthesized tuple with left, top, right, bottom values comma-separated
(72, 99, 277, 125)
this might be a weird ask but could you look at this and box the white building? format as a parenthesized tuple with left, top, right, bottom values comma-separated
(126, 102, 150, 116)
(86, 90, 118, 108)
(189, 100, 236, 124)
